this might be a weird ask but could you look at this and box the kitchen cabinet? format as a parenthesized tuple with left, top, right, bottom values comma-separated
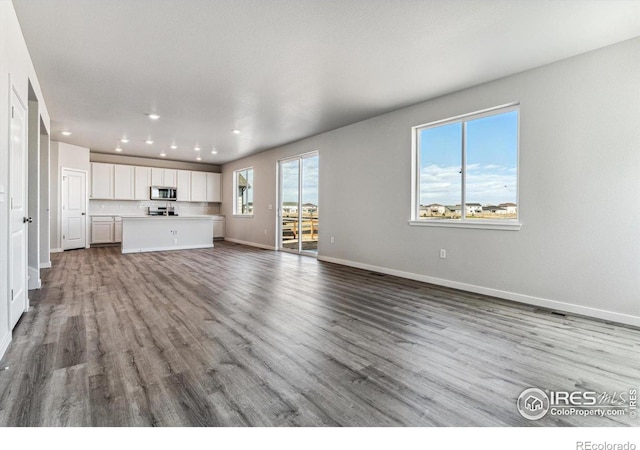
(134, 166, 151, 200)
(176, 170, 191, 202)
(151, 168, 177, 187)
(206, 173, 221, 203)
(114, 217, 123, 242)
(114, 165, 135, 200)
(90, 163, 220, 204)
(90, 216, 122, 244)
(164, 169, 177, 188)
(91, 163, 114, 199)
(91, 216, 114, 243)
(212, 216, 225, 240)
(151, 168, 163, 186)
(190, 171, 207, 202)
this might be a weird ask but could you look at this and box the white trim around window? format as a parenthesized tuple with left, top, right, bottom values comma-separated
(410, 103, 522, 231)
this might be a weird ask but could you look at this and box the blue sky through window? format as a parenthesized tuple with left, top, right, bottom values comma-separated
(420, 110, 517, 207)
(281, 155, 319, 205)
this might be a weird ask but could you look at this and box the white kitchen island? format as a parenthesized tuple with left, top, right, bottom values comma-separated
(121, 215, 214, 254)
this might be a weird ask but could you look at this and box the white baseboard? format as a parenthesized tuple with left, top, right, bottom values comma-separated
(0, 331, 11, 362)
(50, 248, 63, 253)
(122, 244, 214, 254)
(40, 261, 51, 269)
(317, 255, 640, 328)
(28, 267, 41, 290)
(224, 238, 276, 251)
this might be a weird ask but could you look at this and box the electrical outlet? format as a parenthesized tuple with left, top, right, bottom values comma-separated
(440, 249, 446, 259)
(330, 236, 335, 244)
(173, 238, 178, 244)
(268, 204, 273, 210)
(264, 229, 267, 235)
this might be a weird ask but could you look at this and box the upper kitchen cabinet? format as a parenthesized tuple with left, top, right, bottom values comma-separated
(91, 162, 114, 199)
(206, 173, 221, 202)
(176, 170, 191, 202)
(134, 166, 151, 200)
(164, 169, 177, 188)
(151, 168, 177, 187)
(190, 171, 207, 202)
(114, 165, 135, 200)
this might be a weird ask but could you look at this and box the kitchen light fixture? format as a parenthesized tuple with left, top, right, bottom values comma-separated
(61, 131, 72, 136)
(211, 150, 218, 155)
(147, 113, 160, 120)
(145, 139, 154, 145)
(196, 157, 202, 161)
(194, 146, 201, 151)
(170, 145, 178, 150)
(120, 138, 129, 143)
(115, 147, 123, 152)
(160, 153, 166, 157)
(232, 129, 241, 135)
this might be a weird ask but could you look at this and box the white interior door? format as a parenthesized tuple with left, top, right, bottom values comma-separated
(9, 89, 28, 329)
(62, 168, 87, 250)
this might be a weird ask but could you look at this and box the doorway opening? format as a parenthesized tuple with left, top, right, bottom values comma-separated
(278, 152, 319, 255)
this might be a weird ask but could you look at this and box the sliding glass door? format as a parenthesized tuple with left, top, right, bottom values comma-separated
(279, 152, 319, 254)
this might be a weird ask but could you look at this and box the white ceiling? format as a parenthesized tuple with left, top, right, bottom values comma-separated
(12, 0, 640, 165)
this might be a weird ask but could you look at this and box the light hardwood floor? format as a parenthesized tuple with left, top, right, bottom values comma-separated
(0, 242, 638, 426)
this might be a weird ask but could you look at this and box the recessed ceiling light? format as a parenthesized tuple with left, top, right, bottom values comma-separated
(196, 157, 202, 161)
(211, 150, 218, 155)
(115, 147, 123, 152)
(194, 146, 201, 151)
(147, 113, 160, 120)
(170, 145, 178, 150)
(61, 131, 72, 136)
(120, 138, 129, 143)
(160, 153, 166, 157)
(145, 139, 154, 145)
(232, 129, 241, 135)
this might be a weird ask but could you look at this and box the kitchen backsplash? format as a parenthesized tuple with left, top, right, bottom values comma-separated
(89, 200, 221, 216)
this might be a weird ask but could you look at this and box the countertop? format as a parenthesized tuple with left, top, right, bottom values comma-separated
(121, 215, 218, 219)
(90, 213, 224, 218)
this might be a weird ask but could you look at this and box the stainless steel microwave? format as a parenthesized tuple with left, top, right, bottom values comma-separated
(150, 186, 177, 201)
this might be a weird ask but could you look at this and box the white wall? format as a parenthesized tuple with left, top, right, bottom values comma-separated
(223, 37, 640, 326)
(27, 97, 40, 289)
(49, 141, 60, 251)
(0, 0, 51, 359)
(39, 122, 50, 267)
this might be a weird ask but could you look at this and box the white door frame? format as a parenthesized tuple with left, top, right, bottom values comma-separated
(60, 167, 89, 250)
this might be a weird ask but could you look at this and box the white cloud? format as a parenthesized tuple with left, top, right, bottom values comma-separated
(420, 163, 516, 205)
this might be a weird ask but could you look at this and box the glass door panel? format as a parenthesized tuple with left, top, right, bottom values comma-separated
(301, 154, 319, 253)
(279, 152, 319, 254)
(280, 159, 300, 251)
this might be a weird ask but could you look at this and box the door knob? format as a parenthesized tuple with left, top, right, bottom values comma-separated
(23, 217, 32, 223)
(81, 212, 86, 216)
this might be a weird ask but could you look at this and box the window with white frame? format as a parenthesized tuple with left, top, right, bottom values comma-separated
(411, 104, 520, 230)
(233, 167, 254, 216)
